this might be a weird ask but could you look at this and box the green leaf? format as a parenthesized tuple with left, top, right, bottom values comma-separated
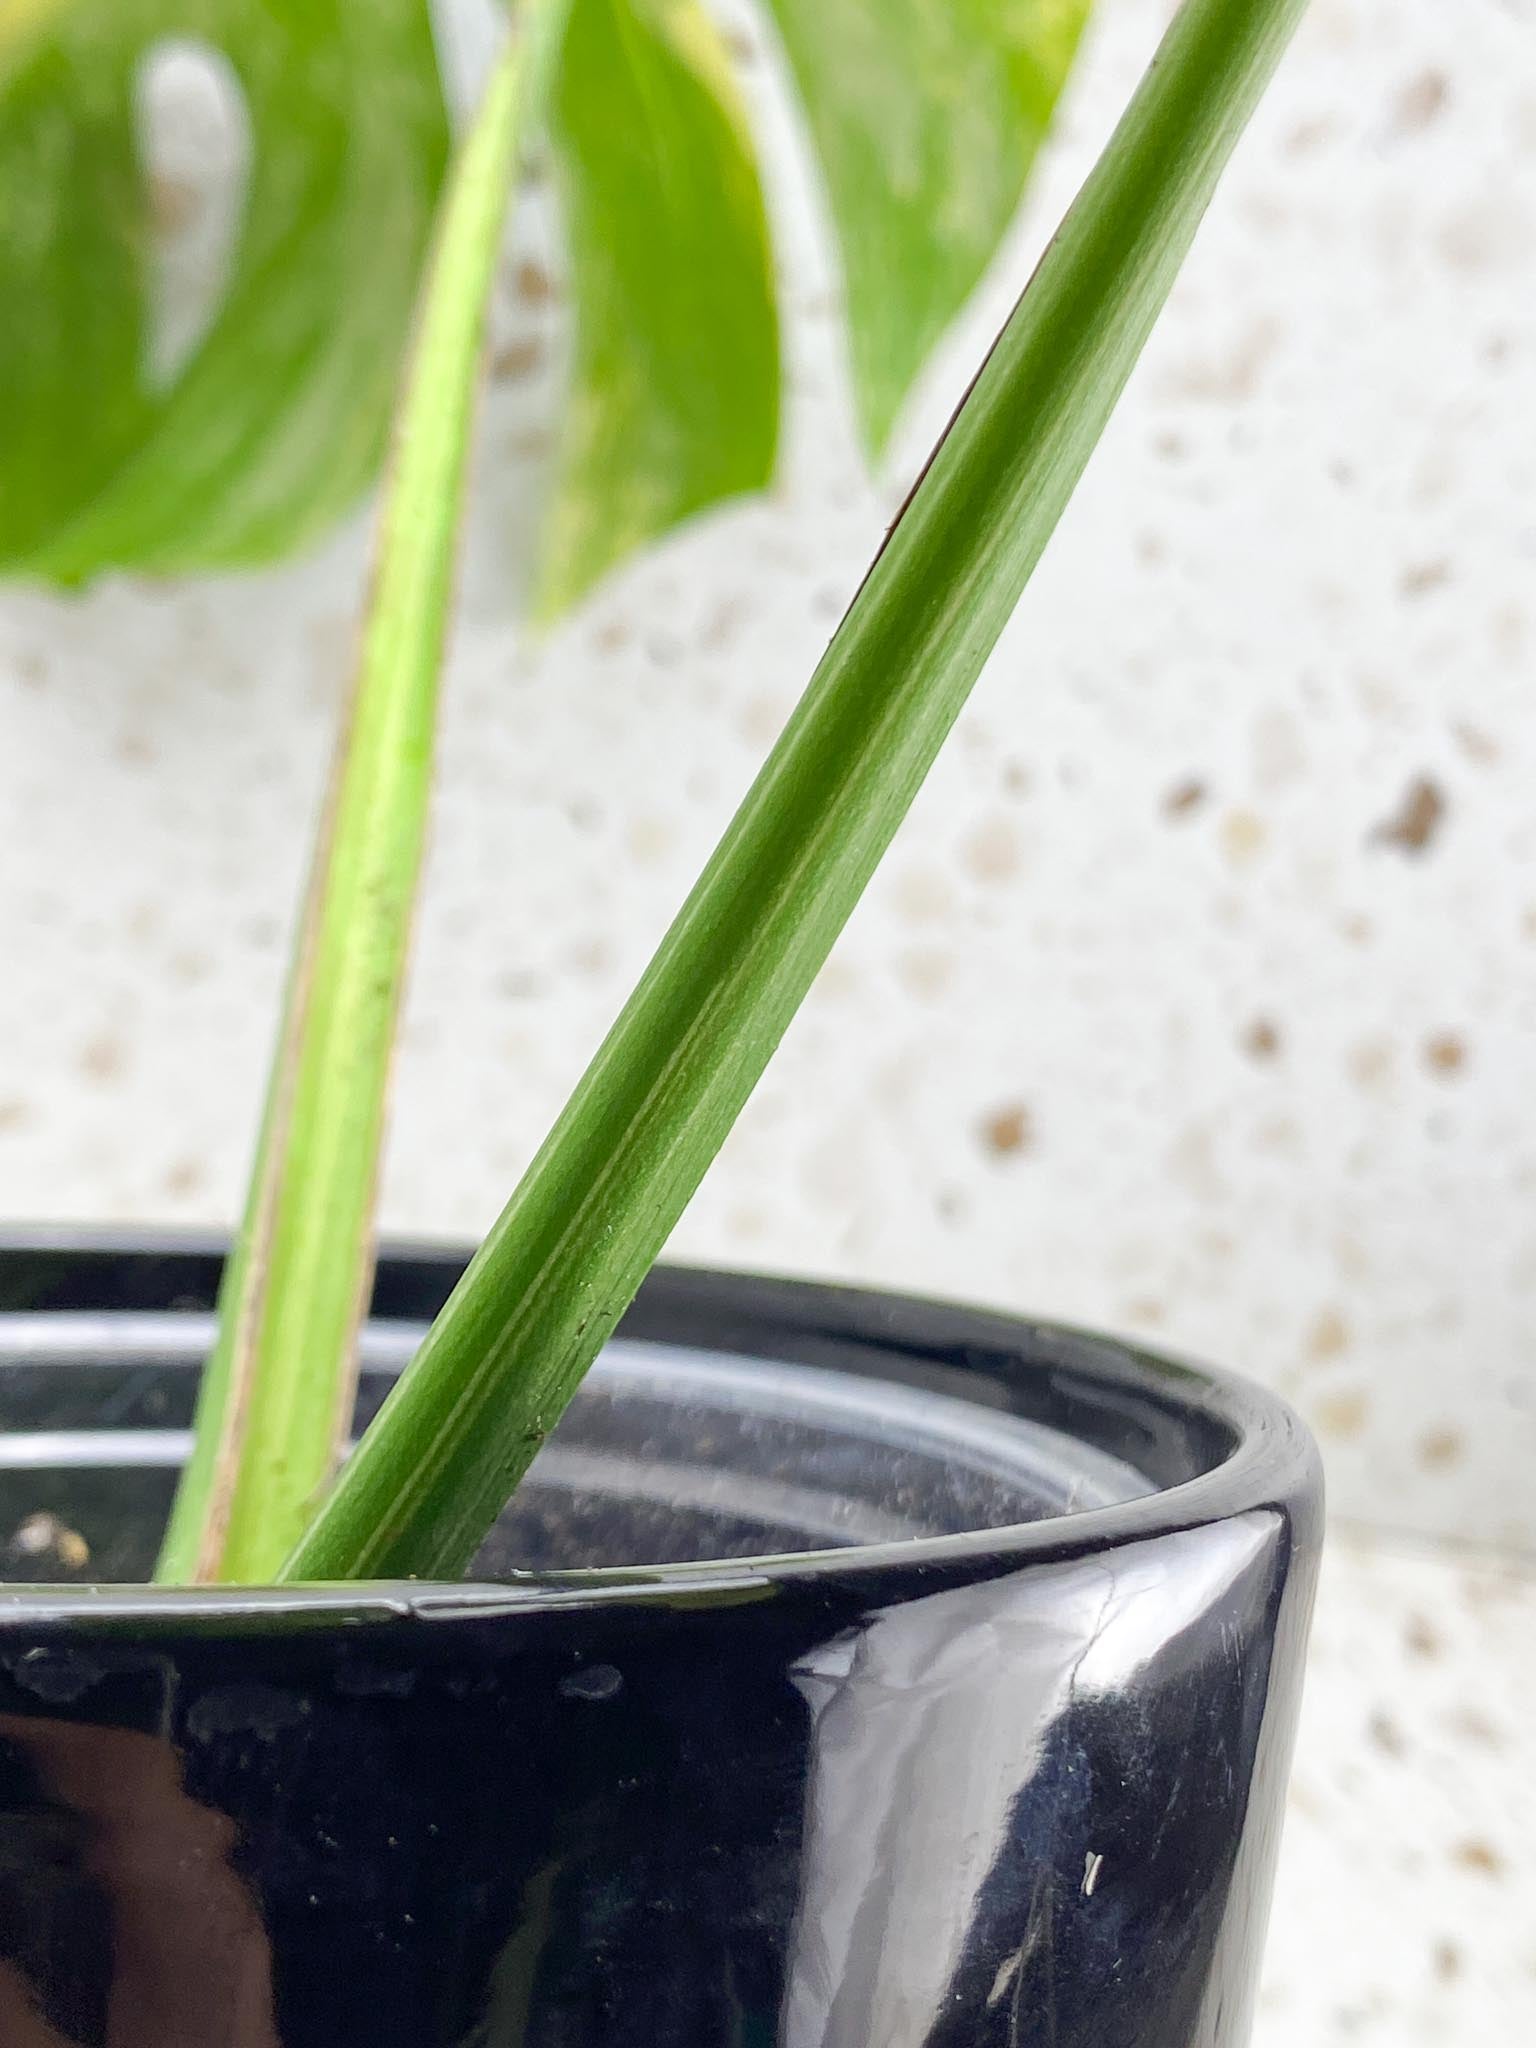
(536, 0, 778, 617)
(0, 0, 448, 579)
(282, 0, 1310, 1586)
(154, 2, 570, 1585)
(764, 0, 1092, 455)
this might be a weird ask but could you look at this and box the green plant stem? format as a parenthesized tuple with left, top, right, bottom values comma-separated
(155, 2, 570, 1585)
(282, 0, 1307, 1585)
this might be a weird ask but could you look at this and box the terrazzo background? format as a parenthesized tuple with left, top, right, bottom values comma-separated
(2, 1, 1534, 2036)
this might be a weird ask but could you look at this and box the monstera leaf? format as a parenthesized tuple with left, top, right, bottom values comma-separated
(764, 0, 1092, 455)
(0, 0, 1091, 602)
(538, 0, 778, 616)
(0, 0, 450, 578)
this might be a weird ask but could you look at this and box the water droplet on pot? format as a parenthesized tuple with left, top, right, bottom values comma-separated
(558, 1663, 623, 1703)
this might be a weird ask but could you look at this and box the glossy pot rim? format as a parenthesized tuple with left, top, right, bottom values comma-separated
(0, 1227, 1320, 1629)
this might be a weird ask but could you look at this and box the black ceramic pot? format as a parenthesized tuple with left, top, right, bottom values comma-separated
(0, 1233, 1319, 2048)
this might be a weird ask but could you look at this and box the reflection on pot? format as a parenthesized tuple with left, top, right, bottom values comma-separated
(785, 1516, 1288, 2048)
(0, 1714, 276, 2048)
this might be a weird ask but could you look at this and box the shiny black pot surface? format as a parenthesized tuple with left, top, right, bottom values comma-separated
(0, 1234, 1320, 2048)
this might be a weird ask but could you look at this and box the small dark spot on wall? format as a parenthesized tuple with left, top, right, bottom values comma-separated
(79, 1034, 126, 1082)
(1371, 775, 1445, 855)
(1452, 721, 1499, 765)
(149, 170, 199, 234)
(1368, 1710, 1404, 1757)
(896, 947, 952, 1000)
(566, 935, 612, 976)
(700, 595, 748, 651)
(1314, 1389, 1368, 1439)
(963, 818, 1021, 884)
(495, 970, 544, 1001)
(514, 259, 555, 306)
(170, 949, 213, 985)
(1391, 70, 1449, 134)
(1162, 777, 1208, 820)
(1448, 1707, 1503, 1750)
(162, 1157, 206, 1199)
(1423, 1032, 1466, 1076)
(1347, 1036, 1394, 1091)
(1431, 1938, 1461, 1984)
(1306, 1308, 1350, 1362)
(0, 1100, 32, 1133)
(1417, 1426, 1463, 1470)
(1242, 1016, 1282, 1061)
(1123, 1298, 1166, 1329)
(1285, 114, 1338, 155)
(979, 1104, 1033, 1158)
(1399, 558, 1452, 599)
(1405, 1612, 1441, 1659)
(492, 336, 544, 381)
(1452, 1838, 1505, 1879)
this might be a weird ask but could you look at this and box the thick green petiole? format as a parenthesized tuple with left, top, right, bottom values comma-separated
(281, 0, 1309, 1584)
(156, 1, 572, 1584)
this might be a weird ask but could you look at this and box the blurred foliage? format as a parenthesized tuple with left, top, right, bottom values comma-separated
(0, 0, 1090, 608)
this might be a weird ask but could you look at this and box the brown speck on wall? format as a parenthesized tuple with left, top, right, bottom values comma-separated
(1405, 1612, 1442, 1660)
(1423, 1031, 1467, 1076)
(1368, 1710, 1405, 1757)
(1399, 557, 1453, 598)
(1451, 1838, 1506, 1879)
(1391, 69, 1450, 133)
(979, 1104, 1033, 1158)
(1123, 1298, 1166, 1329)
(1431, 1939, 1462, 1984)
(513, 258, 556, 305)
(1314, 1389, 1369, 1439)
(1451, 720, 1499, 764)
(162, 1157, 206, 1199)
(1242, 1016, 1283, 1060)
(896, 947, 952, 1000)
(1306, 1308, 1351, 1362)
(1161, 776, 1208, 820)
(962, 818, 1022, 884)
(1348, 1035, 1396, 1092)
(1371, 775, 1446, 854)
(1417, 1426, 1464, 1470)
(1220, 808, 1268, 867)
(491, 336, 544, 381)
(79, 1034, 126, 1082)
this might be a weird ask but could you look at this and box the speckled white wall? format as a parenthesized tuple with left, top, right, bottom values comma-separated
(3, 0, 1535, 1559)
